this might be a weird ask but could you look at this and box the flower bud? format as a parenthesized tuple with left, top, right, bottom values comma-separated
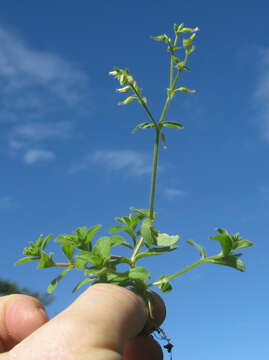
(151, 34, 168, 42)
(176, 87, 196, 93)
(119, 74, 127, 85)
(118, 96, 137, 105)
(180, 26, 199, 33)
(116, 86, 132, 93)
(175, 23, 184, 34)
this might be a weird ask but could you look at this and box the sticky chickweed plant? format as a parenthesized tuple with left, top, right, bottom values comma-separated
(17, 23, 253, 358)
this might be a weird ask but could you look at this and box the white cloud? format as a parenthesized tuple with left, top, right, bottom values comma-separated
(164, 187, 187, 200)
(69, 149, 152, 176)
(0, 196, 16, 209)
(9, 121, 72, 150)
(253, 48, 269, 139)
(23, 149, 55, 164)
(0, 25, 90, 165)
(0, 26, 89, 117)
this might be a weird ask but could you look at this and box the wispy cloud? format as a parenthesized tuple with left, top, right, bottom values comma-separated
(253, 48, 269, 139)
(164, 187, 187, 200)
(0, 26, 89, 120)
(23, 149, 55, 165)
(69, 149, 152, 176)
(0, 196, 16, 210)
(8, 121, 71, 164)
(9, 121, 72, 150)
(0, 25, 90, 165)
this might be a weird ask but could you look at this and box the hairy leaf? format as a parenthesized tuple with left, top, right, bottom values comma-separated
(61, 243, 75, 262)
(110, 236, 133, 249)
(156, 233, 180, 247)
(47, 266, 73, 294)
(72, 278, 94, 293)
(37, 252, 55, 268)
(109, 225, 125, 234)
(135, 246, 178, 261)
(15, 256, 40, 265)
(128, 267, 151, 282)
(209, 234, 233, 256)
(141, 218, 158, 247)
(75, 251, 103, 269)
(92, 237, 111, 259)
(40, 234, 53, 251)
(209, 254, 245, 272)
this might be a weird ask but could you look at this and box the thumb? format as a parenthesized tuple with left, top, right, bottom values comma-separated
(5, 284, 148, 360)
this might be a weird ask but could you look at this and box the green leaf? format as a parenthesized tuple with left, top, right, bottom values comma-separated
(140, 218, 158, 247)
(107, 256, 132, 267)
(215, 228, 229, 235)
(61, 243, 74, 262)
(157, 275, 173, 293)
(75, 251, 103, 269)
(74, 225, 102, 251)
(209, 254, 246, 272)
(84, 224, 102, 247)
(128, 267, 151, 282)
(131, 208, 157, 219)
(72, 278, 93, 293)
(92, 237, 111, 259)
(109, 235, 132, 249)
(109, 225, 125, 234)
(135, 246, 178, 261)
(40, 234, 53, 251)
(132, 122, 155, 134)
(109, 235, 125, 246)
(115, 216, 131, 226)
(54, 234, 78, 248)
(37, 252, 55, 268)
(160, 121, 184, 130)
(187, 239, 206, 259)
(233, 239, 254, 250)
(47, 266, 73, 294)
(209, 234, 233, 256)
(106, 272, 130, 283)
(156, 233, 180, 246)
(36, 235, 43, 248)
(15, 256, 40, 265)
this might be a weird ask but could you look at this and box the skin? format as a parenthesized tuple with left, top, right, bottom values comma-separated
(0, 284, 165, 360)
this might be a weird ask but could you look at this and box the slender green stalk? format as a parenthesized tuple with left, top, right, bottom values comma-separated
(169, 33, 179, 87)
(148, 259, 208, 287)
(149, 128, 160, 219)
(130, 85, 158, 127)
(130, 237, 144, 264)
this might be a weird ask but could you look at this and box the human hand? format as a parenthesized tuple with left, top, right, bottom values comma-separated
(0, 284, 165, 360)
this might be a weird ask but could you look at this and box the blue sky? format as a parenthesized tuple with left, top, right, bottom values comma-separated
(0, 0, 268, 358)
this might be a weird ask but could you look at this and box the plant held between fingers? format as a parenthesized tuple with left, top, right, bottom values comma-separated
(16, 23, 254, 357)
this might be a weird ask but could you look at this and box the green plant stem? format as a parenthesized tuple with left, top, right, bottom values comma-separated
(130, 237, 144, 264)
(148, 258, 210, 287)
(169, 33, 179, 87)
(171, 52, 189, 90)
(130, 85, 158, 127)
(149, 128, 160, 219)
(54, 263, 72, 267)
